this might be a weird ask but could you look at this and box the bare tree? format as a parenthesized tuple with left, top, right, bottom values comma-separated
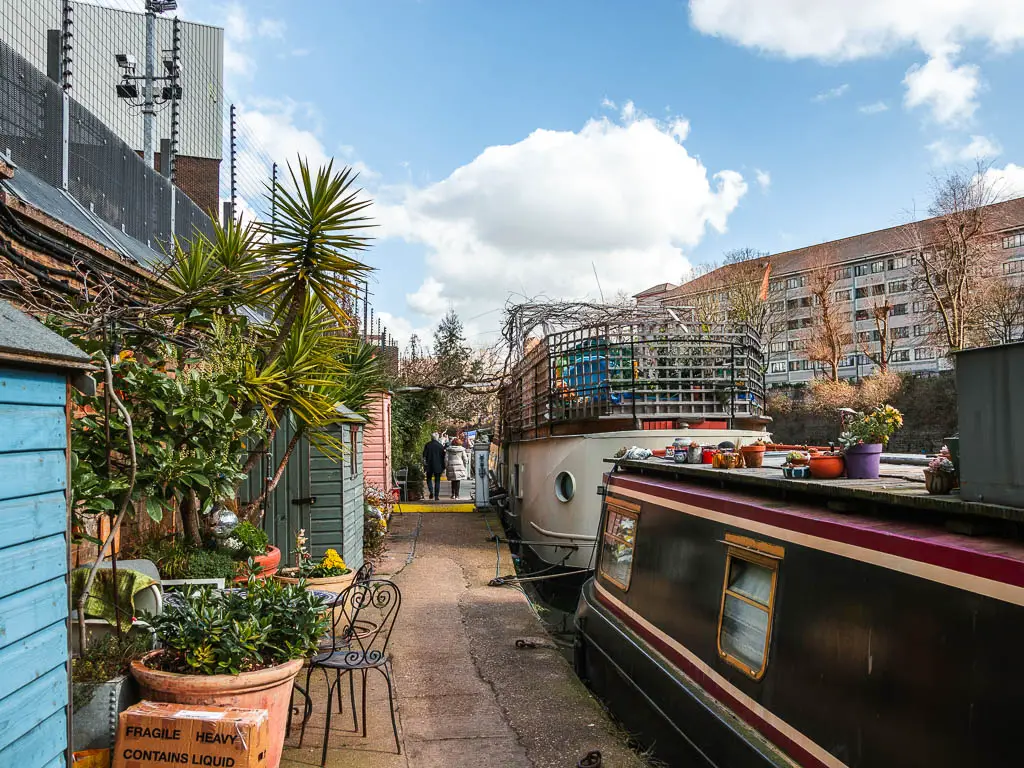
(904, 162, 1003, 354)
(860, 299, 894, 373)
(978, 277, 1024, 345)
(805, 248, 848, 382)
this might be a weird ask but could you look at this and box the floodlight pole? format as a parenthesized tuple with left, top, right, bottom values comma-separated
(142, 6, 157, 169)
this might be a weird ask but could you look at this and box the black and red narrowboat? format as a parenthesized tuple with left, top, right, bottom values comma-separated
(574, 458, 1024, 767)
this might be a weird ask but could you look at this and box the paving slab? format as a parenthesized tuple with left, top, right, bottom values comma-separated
(282, 511, 644, 768)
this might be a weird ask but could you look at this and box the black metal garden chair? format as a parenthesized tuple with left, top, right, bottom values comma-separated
(298, 578, 402, 763)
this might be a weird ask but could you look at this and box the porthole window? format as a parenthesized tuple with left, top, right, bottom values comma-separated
(554, 471, 576, 502)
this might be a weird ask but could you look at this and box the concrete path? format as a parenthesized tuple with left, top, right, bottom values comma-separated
(281, 511, 644, 768)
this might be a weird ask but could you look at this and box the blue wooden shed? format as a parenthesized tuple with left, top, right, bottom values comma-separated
(0, 301, 93, 768)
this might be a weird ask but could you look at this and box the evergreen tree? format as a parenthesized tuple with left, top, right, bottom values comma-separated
(433, 309, 470, 385)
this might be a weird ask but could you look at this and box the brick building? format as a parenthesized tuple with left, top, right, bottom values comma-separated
(639, 197, 1024, 386)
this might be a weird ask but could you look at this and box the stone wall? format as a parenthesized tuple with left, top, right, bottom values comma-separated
(766, 372, 958, 453)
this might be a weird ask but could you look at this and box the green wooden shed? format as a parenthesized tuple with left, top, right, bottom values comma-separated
(0, 301, 92, 768)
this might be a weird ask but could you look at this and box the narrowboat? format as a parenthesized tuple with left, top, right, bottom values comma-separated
(575, 458, 1024, 767)
(498, 304, 769, 605)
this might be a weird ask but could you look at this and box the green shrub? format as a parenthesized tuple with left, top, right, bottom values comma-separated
(144, 570, 329, 675)
(231, 521, 269, 557)
(186, 548, 239, 579)
(72, 633, 152, 684)
(142, 537, 238, 580)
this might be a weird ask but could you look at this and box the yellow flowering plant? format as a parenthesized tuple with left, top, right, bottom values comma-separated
(290, 528, 351, 578)
(839, 404, 904, 448)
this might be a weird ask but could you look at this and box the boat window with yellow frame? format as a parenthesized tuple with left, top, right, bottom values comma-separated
(716, 535, 783, 680)
(598, 498, 640, 591)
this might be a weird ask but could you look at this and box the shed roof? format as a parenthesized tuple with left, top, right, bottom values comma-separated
(0, 301, 93, 370)
(335, 403, 368, 424)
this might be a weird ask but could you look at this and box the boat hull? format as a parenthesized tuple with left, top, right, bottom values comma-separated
(575, 579, 794, 768)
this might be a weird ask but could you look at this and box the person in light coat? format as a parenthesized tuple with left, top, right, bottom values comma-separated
(445, 441, 469, 499)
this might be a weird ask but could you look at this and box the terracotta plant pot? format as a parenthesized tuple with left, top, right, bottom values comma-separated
(274, 569, 355, 594)
(740, 445, 766, 468)
(234, 545, 281, 583)
(131, 651, 302, 768)
(924, 469, 955, 495)
(808, 454, 845, 479)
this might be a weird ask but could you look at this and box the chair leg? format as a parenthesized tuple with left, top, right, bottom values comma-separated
(298, 664, 315, 749)
(361, 669, 368, 738)
(381, 662, 400, 754)
(348, 670, 357, 732)
(336, 669, 344, 713)
(322, 675, 338, 768)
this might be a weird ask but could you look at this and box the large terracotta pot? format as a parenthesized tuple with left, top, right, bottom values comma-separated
(234, 545, 281, 583)
(808, 454, 844, 479)
(131, 651, 302, 768)
(740, 445, 766, 468)
(274, 569, 355, 594)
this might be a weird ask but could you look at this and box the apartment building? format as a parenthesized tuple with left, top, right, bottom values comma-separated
(640, 197, 1024, 386)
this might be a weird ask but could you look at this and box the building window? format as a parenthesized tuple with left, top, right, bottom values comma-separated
(770, 301, 785, 312)
(858, 330, 881, 343)
(770, 361, 787, 373)
(788, 360, 811, 371)
(915, 347, 936, 361)
(785, 276, 806, 290)
(890, 303, 908, 316)
(599, 499, 640, 591)
(1002, 232, 1024, 249)
(855, 309, 869, 321)
(854, 287, 868, 299)
(913, 324, 934, 337)
(912, 300, 927, 313)
(834, 289, 850, 302)
(717, 535, 783, 680)
(887, 255, 910, 270)
(891, 349, 911, 362)
(834, 267, 852, 280)
(870, 261, 885, 273)
(891, 326, 910, 339)
(349, 427, 359, 478)
(1004, 259, 1024, 275)
(786, 297, 812, 310)
(769, 280, 783, 293)
(771, 321, 787, 333)
(788, 339, 806, 351)
(871, 284, 886, 296)
(839, 355, 856, 368)
(769, 341, 786, 353)
(888, 280, 908, 293)
(853, 264, 870, 277)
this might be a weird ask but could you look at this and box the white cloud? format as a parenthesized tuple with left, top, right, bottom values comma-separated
(858, 101, 889, 114)
(978, 163, 1024, 201)
(256, 18, 287, 39)
(928, 134, 1002, 163)
(376, 107, 748, 341)
(600, 97, 616, 110)
(688, 1, 1024, 124)
(903, 49, 980, 125)
(755, 169, 771, 190)
(812, 84, 849, 102)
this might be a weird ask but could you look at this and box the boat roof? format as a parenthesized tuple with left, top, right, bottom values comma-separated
(609, 458, 1024, 582)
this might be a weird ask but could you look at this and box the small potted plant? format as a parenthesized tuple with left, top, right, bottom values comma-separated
(223, 520, 280, 581)
(687, 441, 702, 464)
(740, 439, 767, 468)
(808, 447, 845, 480)
(132, 569, 328, 768)
(786, 450, 809, 466)
(924, 451, 956, 495)
(275, 529, 354, 593)
(839, 404, 903, 480)
(72, 634, 150, 754)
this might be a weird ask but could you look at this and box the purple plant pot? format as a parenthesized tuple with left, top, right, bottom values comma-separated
(844, 442, 883, 479)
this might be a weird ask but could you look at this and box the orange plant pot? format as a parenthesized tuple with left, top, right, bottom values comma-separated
(808, 454, 845, 479)
(131, 652, 302, 768)
(740, 445, 766, 468)
(234, 544, 281, 583)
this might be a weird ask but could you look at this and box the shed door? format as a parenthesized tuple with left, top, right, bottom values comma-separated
(0, 369, 70, 767)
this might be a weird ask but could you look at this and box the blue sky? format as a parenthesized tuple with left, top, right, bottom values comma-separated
(185, 0, 1024, 345)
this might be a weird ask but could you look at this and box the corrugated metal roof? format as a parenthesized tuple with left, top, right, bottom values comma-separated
(0, 300, 92, 367)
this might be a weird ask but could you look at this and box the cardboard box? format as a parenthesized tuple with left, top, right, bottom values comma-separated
(112, 702, 269, 768)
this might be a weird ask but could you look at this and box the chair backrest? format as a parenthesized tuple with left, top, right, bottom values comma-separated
(354, 561, 375, 584)
(326, 578, 400, 664)
(396, 467, 409, 481)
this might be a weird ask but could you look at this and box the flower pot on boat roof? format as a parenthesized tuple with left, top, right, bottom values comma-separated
(808, 452, 844, 480)
(133, 574, 330, 768)
(839, 404, 903, 480)
(740, 441, 766, 468)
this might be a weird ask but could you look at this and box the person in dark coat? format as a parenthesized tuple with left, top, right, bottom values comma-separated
(422, 432, 446, 500)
